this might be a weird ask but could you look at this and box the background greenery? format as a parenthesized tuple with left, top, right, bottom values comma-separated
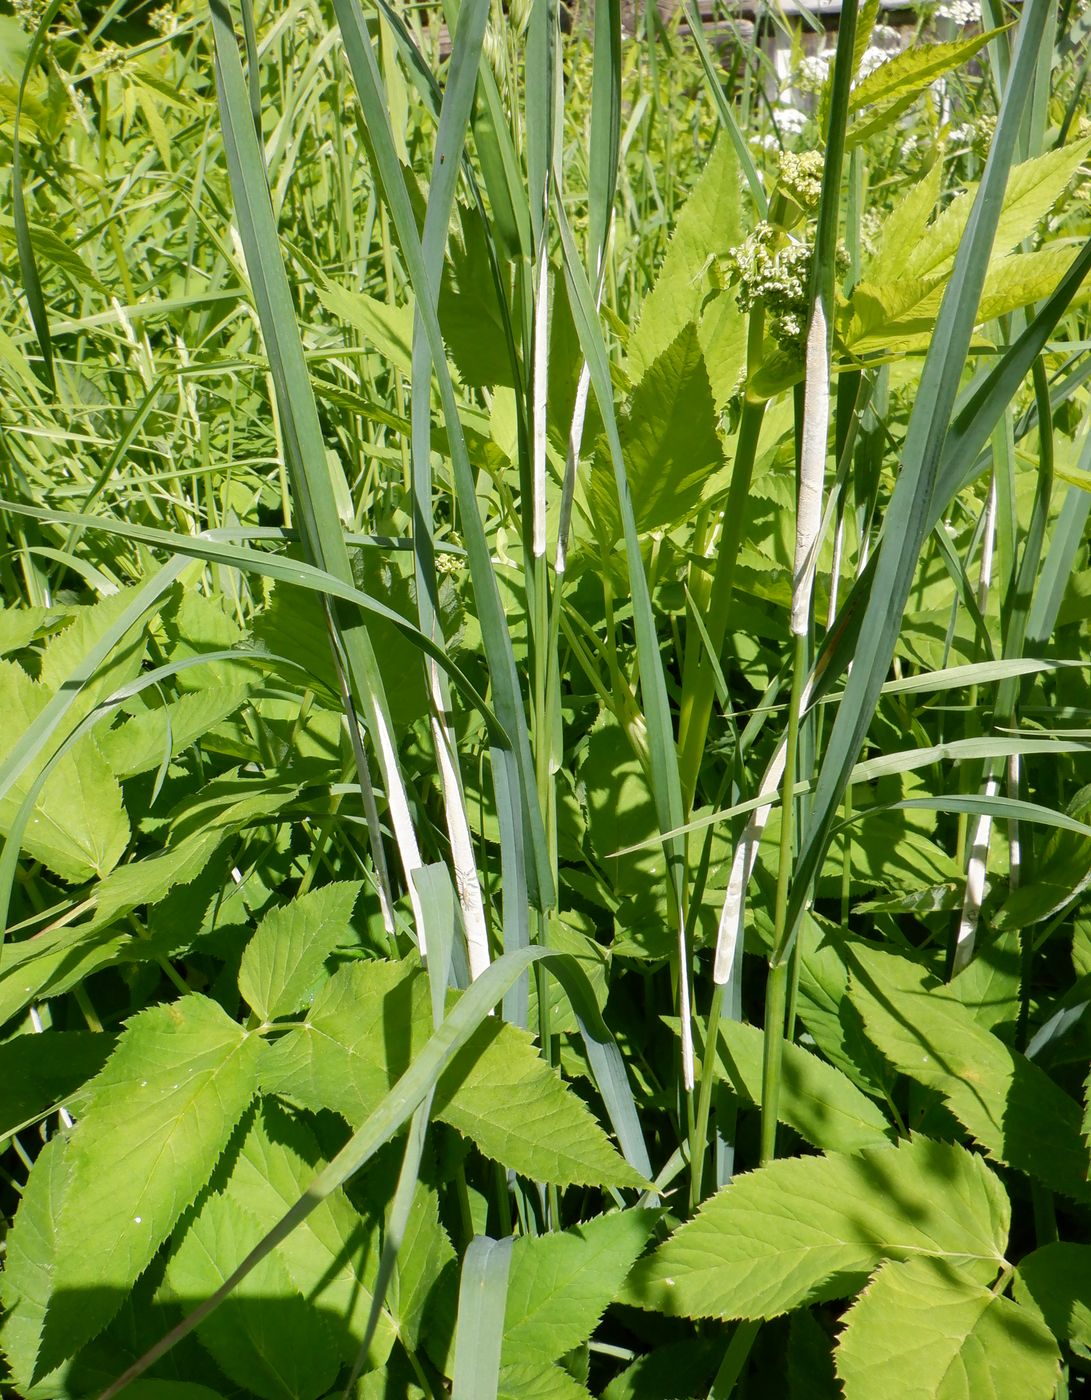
(1, 0, 1091, 1396)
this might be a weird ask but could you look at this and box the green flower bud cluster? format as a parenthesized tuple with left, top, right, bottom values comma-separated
(727, 223, 814, 352)
(778, 150, 825, 211)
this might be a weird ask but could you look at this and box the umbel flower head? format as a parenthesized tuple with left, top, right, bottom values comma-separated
(778, 150, 825, 211)
(727, 223, 813, 352)
(727, 222, 850, 356)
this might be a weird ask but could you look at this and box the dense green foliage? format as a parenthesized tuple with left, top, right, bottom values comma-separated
(2, 0, 1091, 1395)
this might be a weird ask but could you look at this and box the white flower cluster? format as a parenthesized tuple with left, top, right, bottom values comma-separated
(935, 0, 981, 21)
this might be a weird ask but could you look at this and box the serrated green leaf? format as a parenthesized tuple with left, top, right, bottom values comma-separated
(600, 1339, 721, 1400)
(849, 30, 1004, 115)
(0, 1136, 67, 1395)
(627, 140, 739, 381)
(906, 140, 1091, 283)
(836, 1257, 1060, 1400)
(995, 783, 1091, 929)
(164, 1189, 338, 1400)
(622, 1138, 1008, 1321)
(502, 1211, 657, 1367)
(37, 587, 149, 728)
(91, 783, 297, 930)
(848, 247, 1082, 351)
(848, 945, 1091, 1201)
(947, 930, 1021, 1030)
(866, 161, 941, 283)
(37, 996, 264, 1372)
(261, 960, 642, 1186)
(0, 604, 64, 657)
(316, 277, 415, 378)
(168, 1100, 396, 1371)
(1014, 1243, 1091, 1349)
(497, 1362, 594, 1400)
(0, 924, 127, 1033)
(238, 882, 361, 1021)
(706, 1019, 894, 1153)
(588, 323, 723, 546)
(0, 659, 130, 882)
(100, 685, 249, 780)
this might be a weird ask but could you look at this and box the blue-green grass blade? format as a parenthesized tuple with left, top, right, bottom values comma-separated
(332, 0, 553, 911)
(788, 0, 1063, 942)
(555, 196, 695, 1087)
(12, 0, 69, 393)
(452, 1236, 514, 1400)
(685, 0, 767, 217)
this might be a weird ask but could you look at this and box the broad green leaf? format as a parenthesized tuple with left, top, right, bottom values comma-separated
(906, 140, 1091, 282)
(847, 248, 1081, 351)
(166, 1101, 396, 1371)
(38, 996, 264, 1371)
(1014, 1244, 1091, 1349)
(627, 140, 740, 381)
(995, 783, 1091, 929)
(707, 1019, 894, 1153)
(0, 604, 64, 657)
(849, 30, 1004, 115)
(0, 924, 126, 1033)
(835, 1257, 1060, 1400)
(0, 1030, 114, 1139)
(501, 1211, 657, 1366)
(316, 277, 415, 378)
(600, 1340, 721, 1400)
(0, 217, 107, 293)
(0, 1137, 67, 1396)
(588, 324, 723, 545)
(622, 1138, 1008, 1320)
(100, 685, 249, 780)
(0, 659, 130, 883)
(848, 945, 1091, 1201)
(498, 1362, 594, 1400)
(947, 930, 1021, 1030)
(261, 960, 643, 1186)
(37, 586, 149, 728)
(751, 911, 894, 1100)
(866, 161, 941, 282)
(238, 881, 361, 1021)
(91, 783, 296, 929)
(164, 1190, 338, 1400)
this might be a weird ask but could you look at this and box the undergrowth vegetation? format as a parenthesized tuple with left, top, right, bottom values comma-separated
(2, 0, 1091, 1395)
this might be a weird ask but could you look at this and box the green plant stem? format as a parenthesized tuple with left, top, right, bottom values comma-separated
(688, 979, 724, 1211)
(678, 394, 766, 812)
(760, 630, 807, 1165)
